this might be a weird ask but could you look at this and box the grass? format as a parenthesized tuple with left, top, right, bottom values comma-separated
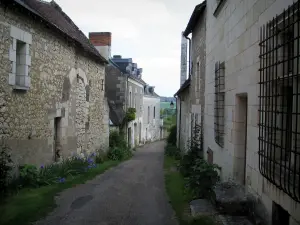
(0, 160, 121, 225)
(164, 155, 216, 225)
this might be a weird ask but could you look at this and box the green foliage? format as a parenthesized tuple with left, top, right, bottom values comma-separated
(19, 164, 39, 187)
(107, 147, 132, 161)
(95, 151, 107, 164)
(167, 125, 177, 145)
(108, 131, 132, 161)
(185, 158, 220, 198)
(0, 143, 13, 196)
(125, 107, 136, 122)
(109, 131, 126, 148)
(165, 144, 181, 159)
(179, 124, 220, 199)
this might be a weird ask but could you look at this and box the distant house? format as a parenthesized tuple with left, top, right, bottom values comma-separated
(143, 85, 161, 142)
(0, 0, 109, 165)
(175, 1, 206, 153)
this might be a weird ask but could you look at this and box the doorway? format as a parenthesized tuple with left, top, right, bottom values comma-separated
(234, 95, 248, 185)
(54, 117, 62, 162)
(272, 202, 290, 225)
(128, 127, 132, 148)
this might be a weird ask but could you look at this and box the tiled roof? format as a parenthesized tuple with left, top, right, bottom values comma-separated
(13, 0, 107, 63)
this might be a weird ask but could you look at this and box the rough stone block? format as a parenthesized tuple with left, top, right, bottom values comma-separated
(213, 181, 251, 215)
(190, 199, 216, 217)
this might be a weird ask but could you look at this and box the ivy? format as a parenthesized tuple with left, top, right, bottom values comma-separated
(0, 143, 13, 196)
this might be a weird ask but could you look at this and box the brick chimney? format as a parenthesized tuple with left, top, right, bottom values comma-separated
(89, 32, 111, 60)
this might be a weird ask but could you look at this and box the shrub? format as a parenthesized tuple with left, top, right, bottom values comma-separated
(107, 146, 132, 161)
(185, 158, 220, 198)
(95, 151, 107, 164)
(165, 144, 181, 159)
(109, 131, 127, 149)
(19, 164, 39, 187)
(167, 125, 177, 145)
(0, 143, 13, 196)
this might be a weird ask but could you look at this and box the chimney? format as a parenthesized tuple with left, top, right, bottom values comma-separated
(89, 32, 111, 60)
(180, 32, 188, 86)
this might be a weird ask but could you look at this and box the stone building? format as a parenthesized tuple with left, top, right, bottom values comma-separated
(203, 0, 300, 224)
(0, 0, 109, 166)
(175, 1, 206, 152)
(142, 85, 161, 143)
(175, 79, 191, 151)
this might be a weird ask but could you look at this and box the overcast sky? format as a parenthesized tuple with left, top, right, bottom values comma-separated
(53, 0, 202, 97)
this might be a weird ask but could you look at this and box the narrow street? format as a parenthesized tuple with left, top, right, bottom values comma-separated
(36, 141, 177, 225)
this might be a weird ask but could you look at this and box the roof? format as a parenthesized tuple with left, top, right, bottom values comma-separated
(174, 79, 191, 97)
(183, 1, 206, 37)
(10, 0, 107, 64)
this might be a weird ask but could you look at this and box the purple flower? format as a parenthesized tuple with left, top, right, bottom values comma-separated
(40, 165, 44, 169)
(88, 158, 94, 164)
(58, 177, 66, 183)
(91, 152, 96, 157)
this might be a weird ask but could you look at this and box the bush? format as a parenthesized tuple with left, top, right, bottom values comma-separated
(0, 144, 13, 196)
(95, 151, 107, 164)
(167, 125, 177, 145)
(107, 146, 132, 161)
(185, 158, 220, 198)
(165, 144, 181, 159)
(19, 164, 39, 187)
(109, 131, 127, 149)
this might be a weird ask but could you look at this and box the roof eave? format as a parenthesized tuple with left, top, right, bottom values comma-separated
(183, 1, 206, 37)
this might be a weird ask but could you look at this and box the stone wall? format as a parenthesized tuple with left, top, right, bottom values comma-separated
(0, 6, 109, 166)
(142, 95, 161, 143)
(127, 78, 143, 147)
(204, 0, 299, 223)
(176, 89, 191, 152)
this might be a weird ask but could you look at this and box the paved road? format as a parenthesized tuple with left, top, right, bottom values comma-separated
(36, 141, 178, 225)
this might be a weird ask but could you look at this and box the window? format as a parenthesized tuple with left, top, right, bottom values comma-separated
(214, 61, 225, 147)
(258, 1, 300, 203)
(153, 107, 156, 119)
(129, 91, 132, 107)
(148, 106, 150, 123)
(101, 79, 104, 91)
(9, 26, 32, 90)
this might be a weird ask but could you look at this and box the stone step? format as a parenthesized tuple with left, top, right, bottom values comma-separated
(215, 215, 254, 225)
(189, 199, 254, 225)
(213, 181, 251, 215)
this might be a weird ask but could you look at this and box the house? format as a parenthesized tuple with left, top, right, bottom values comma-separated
(175, 1, 206, 153)
(175, 79, 191, 151)
(89, 33, 145, 148)
(203, 0, 300, 224)
(142, 85, 161, 142)
(0, 0, 109, 166)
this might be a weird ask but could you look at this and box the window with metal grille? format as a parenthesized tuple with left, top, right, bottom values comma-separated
(214, 61, 225, 147)
(258, 1, 300, 202)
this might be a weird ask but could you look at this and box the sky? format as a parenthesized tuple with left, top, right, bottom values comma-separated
(52, 0, 202, 97)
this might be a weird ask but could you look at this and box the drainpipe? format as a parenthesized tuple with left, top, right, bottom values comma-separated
(185, 36, 192, 79)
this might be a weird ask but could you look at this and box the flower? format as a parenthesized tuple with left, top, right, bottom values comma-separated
(88, 158, 94, 164)
(58, 177, 66, 183)
(40, 165, 44, 169)
(91, 152, 96, 157)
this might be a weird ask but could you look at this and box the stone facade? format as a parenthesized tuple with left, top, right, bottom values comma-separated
(176, 85, 191, 152)
(0, 4, 109, 166)
(204, 0, 299, 224)
(127, 77, 144, 147)
(176, 2, 206, 153)
(142, 93, 161, 143)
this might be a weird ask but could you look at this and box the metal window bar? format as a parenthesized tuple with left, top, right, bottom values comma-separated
(214, 61, 225, 147)
(259, 0, 300, 202)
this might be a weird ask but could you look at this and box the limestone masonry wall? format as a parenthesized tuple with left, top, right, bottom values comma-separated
(0, 7, 108, 166)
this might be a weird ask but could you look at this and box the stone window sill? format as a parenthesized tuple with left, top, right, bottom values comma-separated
(213, 0, 227, 17)
(14, 85, 30, 91)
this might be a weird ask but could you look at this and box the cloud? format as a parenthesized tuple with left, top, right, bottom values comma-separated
(52, 0, 202, 96)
